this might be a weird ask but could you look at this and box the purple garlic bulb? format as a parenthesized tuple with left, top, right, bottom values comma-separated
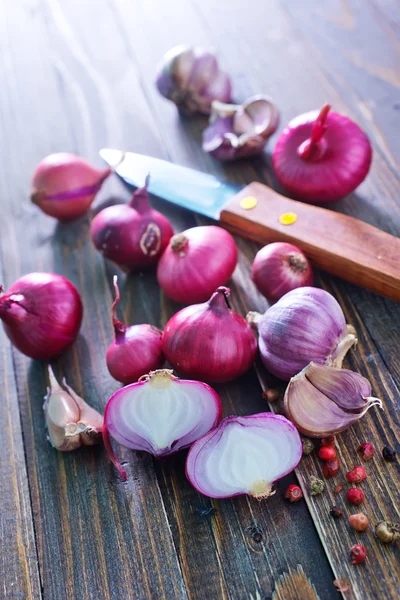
(155, 45, 231, 115)
(202, 96, 280, 161)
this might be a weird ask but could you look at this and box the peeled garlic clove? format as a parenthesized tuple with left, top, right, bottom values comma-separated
(202, 95, 279, 161)
(284, 362, 382, 438)
(155, 45, 231, 115)
(43, 366, 103, 451)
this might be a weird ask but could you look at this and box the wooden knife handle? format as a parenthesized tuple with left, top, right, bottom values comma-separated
(220, 182, 400, 301)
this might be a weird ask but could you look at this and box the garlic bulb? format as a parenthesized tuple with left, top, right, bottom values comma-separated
(43, 366, 103, 451)
(284, 362, 383, 438)
(202, 96, 279, 161)
(155, 45, 231, 115)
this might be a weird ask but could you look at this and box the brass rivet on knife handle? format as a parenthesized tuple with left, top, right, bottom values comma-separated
(219, 181, 400, 301)
(240, 196, 258, 210)
(279, 212, 298, 225)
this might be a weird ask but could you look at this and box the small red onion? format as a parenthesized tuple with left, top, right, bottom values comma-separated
(155, 45, 231, 115)
(161, 287, 257, 383)
(202, 96, 279, 161)
(0, 272, 83, 360)
(252, 242, 313, 302)
(31, 153, 111, 221)
(103, 369, 222, 480)
(157, 226, 237, 304)
(284, 362, 383, 438)
(186, 413, 302, 499)
(248, 287, 357, 381)
(273, 104, 372, 203)
(106, 276, 164, 384)
(90, 175, 174, 271)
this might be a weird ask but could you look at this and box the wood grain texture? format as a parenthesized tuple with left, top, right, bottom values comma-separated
(0, 0, 399, 599)
(271, 565, 321, 600)
(221, 182, 400, 300)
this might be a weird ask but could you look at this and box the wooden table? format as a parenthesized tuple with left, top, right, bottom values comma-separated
(1, 1, 399, 599)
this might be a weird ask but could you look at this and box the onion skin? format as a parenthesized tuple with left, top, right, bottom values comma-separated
(186, 413, 302, 499)
(31, 153, 111, 221)
(250, 287, 357, 381)
(90, 176, 173, 271)
(157, 226, 238, 304)
(0, 273, 83, 360)
(162, 287, 257, 383)
(272, 104, 372, 203)
(252, 242, 313, 302)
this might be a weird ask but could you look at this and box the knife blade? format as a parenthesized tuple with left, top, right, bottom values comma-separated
(100, 148, 400, 301)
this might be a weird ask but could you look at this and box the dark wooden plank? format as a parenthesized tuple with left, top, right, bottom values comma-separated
(0, 1, 188, 599)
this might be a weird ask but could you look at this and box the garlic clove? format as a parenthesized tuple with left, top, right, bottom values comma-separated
(305, 362, 371, 410)
(43, 366, 103, 451)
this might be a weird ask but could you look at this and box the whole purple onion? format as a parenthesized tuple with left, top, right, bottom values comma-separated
(155, 45, 231, 115)
(248, 287, 357, 381)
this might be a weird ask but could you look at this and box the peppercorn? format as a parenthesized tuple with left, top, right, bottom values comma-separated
(262, 388, 280, 402)
(346, 488, 364, 506)
(350, 544, 366, 564)
(375, 521, 400, 543)
(318, 446, 337, 461)
(349, 513, 369, 532)
(284, 484, 303, 503)
(382, 445, 397, 462)
(333, 484, 344, 494)
(323, 459, 339, 478)
(346, 465, 367, 483)
(321, 435, 336, 447)
(301, 437, 315, 455)
(310, 476, 325, 496)
(330, 506, 343, 518)
(358, 443, 374, 461)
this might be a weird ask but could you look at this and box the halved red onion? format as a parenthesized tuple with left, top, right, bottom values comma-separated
(103, 369, 222, 480)
(186, 413, 302, 499)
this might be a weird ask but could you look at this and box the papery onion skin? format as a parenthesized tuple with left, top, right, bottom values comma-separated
(162, 287, 257, 383)
(186, 413, 302, 499)
(103, 369, 223, 481)
(252, 242, 313, 302)
(106, 276, 164, 384)
(272, 104, 372, 203)
(157, 226, 238, 304)
(284, 362, 383, 438)
(0, 273, 83, 360)
(202, 96, 279, 161)
(155, 45, 232, 115)
(250, 287, 357, 381)
(91, 175, 174, 271)
(31, 153, 111, 221)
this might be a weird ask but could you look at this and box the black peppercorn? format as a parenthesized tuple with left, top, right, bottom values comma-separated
(330, 506, 343, 518)
(382, 446, 397, 462)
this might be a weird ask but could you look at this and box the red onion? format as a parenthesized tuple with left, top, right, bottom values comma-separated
(272, 104, 372, 203)
(284, 362, 382, 438)
(155, 45, 231, 115)
(248, 287, 357, 381)
(252, 242, 313, 302)
(157, 226, 237, 304)
(106, 276, 164, 384)
(103, 369, 222, 480)
(186, 413, 302, 499)
(0, 273, 83, 360)
(90, 175, 173, 271)
(161, 287, 257, 383)
(31, 153, 111, 221)
(202, 96, 279, 161)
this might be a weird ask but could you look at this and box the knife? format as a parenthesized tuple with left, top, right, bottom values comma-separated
(100, 149, 400, 301)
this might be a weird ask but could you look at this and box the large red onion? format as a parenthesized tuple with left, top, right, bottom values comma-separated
(106, 277, 164, 384)
(103, 369, 222, 480)
(248, 287, 357, 381)
(273, 104, 372, 203)
(252, 242, 313, 302)
(161, 287, 257, 383)
(91, 175, 174, 271)
(186, 413, 302, 499)
(157, 226, 237, 304)
(0, 272, 83, 360)
(31, 153, 111, 221)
